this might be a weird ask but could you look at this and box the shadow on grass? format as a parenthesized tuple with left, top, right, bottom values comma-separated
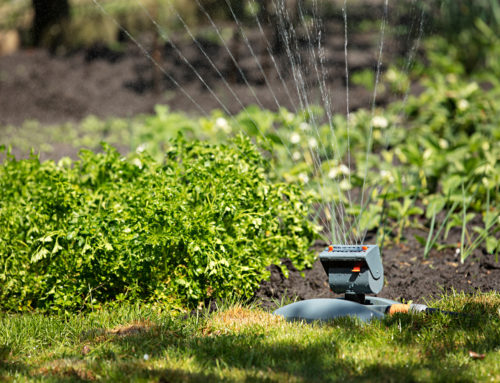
(0, 344, 29, 378)
(25, 296, 498, 382)
(35, 363, 226, 383)
(384, 299, 500, 359)
(89, 320, 484, 382)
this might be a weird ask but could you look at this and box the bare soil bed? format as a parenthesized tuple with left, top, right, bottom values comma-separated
(0, 22, 400, 126)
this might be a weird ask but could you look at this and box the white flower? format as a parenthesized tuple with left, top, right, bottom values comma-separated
(215, 117, 231, 133)
(380, 169, 394, 183)
(136, 143, 147, 153)
(372, 116, 388, 129)
(132, 158, 143, 169)
(328, 164, 350, 179)
(298, 172, 309, 183)
(328, 168, 339, 179)
(290, 132, 301, 144)
(339, 164, 350, 175)
(292, 151, 301, 161)
(438, 139, 449, 149)
(299, 122, 310, 131)
(143, 354, 150, 361)
(457, 99, 469, 111)
(284, 112, 294, 123)
(386, 68, 398, 82)
(215, 117, 227, 127)
(308, 137, 318, 149)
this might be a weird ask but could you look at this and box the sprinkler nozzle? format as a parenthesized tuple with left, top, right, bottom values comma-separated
(319, 244, 384, 297)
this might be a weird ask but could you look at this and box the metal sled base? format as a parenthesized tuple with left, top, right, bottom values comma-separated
(273, 296, 400, 323)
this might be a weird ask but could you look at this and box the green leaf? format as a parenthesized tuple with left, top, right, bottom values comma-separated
(414, 235, 427, 246)
(486, 236, 498, 254)
(426, 195, 446, 219)
(52, 238, 63, 254)
(31, 247, 50, 263)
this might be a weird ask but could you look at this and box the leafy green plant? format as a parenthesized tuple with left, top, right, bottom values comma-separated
(464, 212, 500, 263)
(352, 69, 376, 92)
(0, 136, 317, 313)
(387, 195, 423, 245)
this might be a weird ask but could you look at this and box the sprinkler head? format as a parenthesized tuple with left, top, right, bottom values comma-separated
(319, 245, 384, 299)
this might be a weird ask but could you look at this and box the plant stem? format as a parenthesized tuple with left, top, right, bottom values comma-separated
(460, 184, 467, 263)
(424, 211, 436, 258)
(378, 196, 388, 254)
(461, 212, 500, 262)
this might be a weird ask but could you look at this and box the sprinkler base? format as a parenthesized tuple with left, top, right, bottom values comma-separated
(273, 296, 400, 323)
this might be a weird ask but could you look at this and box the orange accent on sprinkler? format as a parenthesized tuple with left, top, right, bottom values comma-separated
(352, 262, 363, 272)
(328, 245, 333, 252)
(362, 246, 368, 251)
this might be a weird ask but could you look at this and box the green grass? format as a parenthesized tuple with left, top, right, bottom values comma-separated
(1, 292, 499, 382)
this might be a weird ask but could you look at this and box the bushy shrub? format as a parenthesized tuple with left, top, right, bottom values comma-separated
(0, 136, 317, 312)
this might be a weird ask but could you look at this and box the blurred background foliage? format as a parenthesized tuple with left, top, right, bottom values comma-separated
(424, 0, 500, 73)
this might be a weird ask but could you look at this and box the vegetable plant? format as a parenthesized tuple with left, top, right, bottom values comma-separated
(0, 136, 317, 313)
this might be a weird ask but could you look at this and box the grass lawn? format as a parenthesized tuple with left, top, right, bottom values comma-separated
(1, 291, 499, 382)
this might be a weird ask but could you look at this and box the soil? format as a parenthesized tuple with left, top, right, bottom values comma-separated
(0, 21, 403, 127)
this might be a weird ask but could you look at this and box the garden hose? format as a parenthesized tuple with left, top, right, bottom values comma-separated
(387, 304, 462, 317)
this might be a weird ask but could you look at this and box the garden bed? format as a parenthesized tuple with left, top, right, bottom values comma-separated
(1, 8, 498, 314)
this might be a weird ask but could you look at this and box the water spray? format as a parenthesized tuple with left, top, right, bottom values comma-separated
(274, 244, 461, 322)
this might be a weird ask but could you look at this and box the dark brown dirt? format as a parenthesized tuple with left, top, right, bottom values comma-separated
(0, 21, 402, 127)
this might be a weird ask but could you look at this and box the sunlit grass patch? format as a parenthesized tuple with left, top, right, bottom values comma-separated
(203, 305, 285, 335)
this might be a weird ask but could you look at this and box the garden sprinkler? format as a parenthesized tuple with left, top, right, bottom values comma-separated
(273, 244, 457, 322)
